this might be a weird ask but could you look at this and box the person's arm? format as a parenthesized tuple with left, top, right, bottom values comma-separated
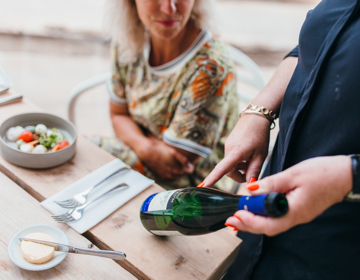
(250, 55, 298, 116)
(110, 102, 194, 179)
(110, 102, 149, 151)
(226, 156, 352, 236)
(203, 56, 298, 186)
(108, 42, 194, 179)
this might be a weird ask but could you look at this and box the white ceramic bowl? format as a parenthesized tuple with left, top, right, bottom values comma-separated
(0, 112, 77, 169)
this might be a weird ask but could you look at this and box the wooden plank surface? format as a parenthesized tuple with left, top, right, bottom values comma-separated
(0, 99, 242, 279)
(0, 172, 136, 280)
(85, 185, 241, 280)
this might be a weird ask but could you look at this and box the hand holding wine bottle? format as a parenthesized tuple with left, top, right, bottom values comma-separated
(140, 187, 288, 236)
(225, 156, 353, 236)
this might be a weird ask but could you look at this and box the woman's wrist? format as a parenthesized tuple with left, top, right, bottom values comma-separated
(237, 108, 274, 131)
(239, 103, 278, 129)
(131, 137, 153, 161)
(234, 113, 272, 144)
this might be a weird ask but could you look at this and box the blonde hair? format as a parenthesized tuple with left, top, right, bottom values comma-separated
(104, 0, 217, 63)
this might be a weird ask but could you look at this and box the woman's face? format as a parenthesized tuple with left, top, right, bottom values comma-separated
(134, 0, 195, 41)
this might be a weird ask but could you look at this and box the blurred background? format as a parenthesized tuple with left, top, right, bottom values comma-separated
(0, 0, 320, 136)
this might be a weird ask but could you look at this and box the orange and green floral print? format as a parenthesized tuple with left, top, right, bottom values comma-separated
(106, 34, 238, 191)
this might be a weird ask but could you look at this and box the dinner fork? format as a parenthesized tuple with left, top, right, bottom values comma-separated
(52, 183, 129, 223)
(54, 165, 130, 208)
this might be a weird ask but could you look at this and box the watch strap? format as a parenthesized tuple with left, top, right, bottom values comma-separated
(346, 154, 360, 201)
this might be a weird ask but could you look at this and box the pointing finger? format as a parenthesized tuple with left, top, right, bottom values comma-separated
(203, 154, 240, 187)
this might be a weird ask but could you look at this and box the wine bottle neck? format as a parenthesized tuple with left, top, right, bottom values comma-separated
(238, 194, 268, 216)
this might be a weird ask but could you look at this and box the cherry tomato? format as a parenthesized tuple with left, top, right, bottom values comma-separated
(18, 130, 34, 143)
(58, 140, 70, 150)
(51, 140, 70, 152)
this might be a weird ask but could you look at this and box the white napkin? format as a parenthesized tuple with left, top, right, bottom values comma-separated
(0, 66, 12, 92)
(41, 158, 154, 234)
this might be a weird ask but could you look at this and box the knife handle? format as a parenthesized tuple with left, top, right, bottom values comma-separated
(0, 94, 22, 106)
(74, 247, 126, 260)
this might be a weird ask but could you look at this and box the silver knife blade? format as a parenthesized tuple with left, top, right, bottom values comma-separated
(19, 238, 126, 260)
(20, 237, 71, 252)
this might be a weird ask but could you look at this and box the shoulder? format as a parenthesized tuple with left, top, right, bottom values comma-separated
(182, 37, 237, 101)
(190, 37, 235, 79)
(199, 37, 232, 60)
(112, 43, 145, 69)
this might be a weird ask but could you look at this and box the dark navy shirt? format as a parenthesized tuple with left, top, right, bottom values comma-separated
(224, 1, 360, 279)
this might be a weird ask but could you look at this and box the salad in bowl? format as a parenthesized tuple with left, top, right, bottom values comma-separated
(6, 124, 69, 154)
(0, 112, 77, 169)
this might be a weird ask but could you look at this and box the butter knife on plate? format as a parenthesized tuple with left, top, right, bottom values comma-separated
(19, 238, 126, 260)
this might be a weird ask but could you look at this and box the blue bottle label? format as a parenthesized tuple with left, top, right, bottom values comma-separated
(141, 193, 158, 212)
(141, 190, 182, 212)
(238, 194, 268, 216)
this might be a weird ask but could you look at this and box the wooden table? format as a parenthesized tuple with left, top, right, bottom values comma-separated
(0, 98, 242, 279)
(0, 172, 135, 279)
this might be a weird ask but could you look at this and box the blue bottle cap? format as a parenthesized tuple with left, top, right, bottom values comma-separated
(238, 193, 288, 217)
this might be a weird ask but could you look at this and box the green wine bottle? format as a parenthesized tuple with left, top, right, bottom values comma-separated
(140, 187, 288, 236)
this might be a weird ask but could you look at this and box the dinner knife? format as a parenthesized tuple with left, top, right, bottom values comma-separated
(0, 94, 23, 106)
(19, 238, 126, 260)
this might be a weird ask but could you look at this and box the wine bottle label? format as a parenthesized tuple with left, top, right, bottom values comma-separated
(142, 189, 182, 212)
(150, 230, 184, 236)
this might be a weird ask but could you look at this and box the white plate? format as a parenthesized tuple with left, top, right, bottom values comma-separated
(8, 224, 69, 271)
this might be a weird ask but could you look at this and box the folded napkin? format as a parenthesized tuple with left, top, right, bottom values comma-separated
(41, 158, 154, 234)
(0, 66, 12, 92)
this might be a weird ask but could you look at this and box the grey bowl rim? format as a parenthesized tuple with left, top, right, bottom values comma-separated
(0, 112, 77, 157)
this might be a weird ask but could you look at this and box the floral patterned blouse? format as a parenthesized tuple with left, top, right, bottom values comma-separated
(108, 30, 238, 191)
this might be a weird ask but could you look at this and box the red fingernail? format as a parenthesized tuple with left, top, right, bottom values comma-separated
(197, 182, 205, 188)
(233, 214, 242, 222)
(225, 223, 235, 228)
(247, 184, 259, 191)
(225, 223, 239, 231)
(249, 177, 257, 183)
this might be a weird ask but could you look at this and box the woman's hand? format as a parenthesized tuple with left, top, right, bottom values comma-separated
(202, 56, 298, 187)
(110, 102, 195, 179)
(136, 135, 194, 180)
(226, 156, 352, 236)
(204, 114, 271, 186)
